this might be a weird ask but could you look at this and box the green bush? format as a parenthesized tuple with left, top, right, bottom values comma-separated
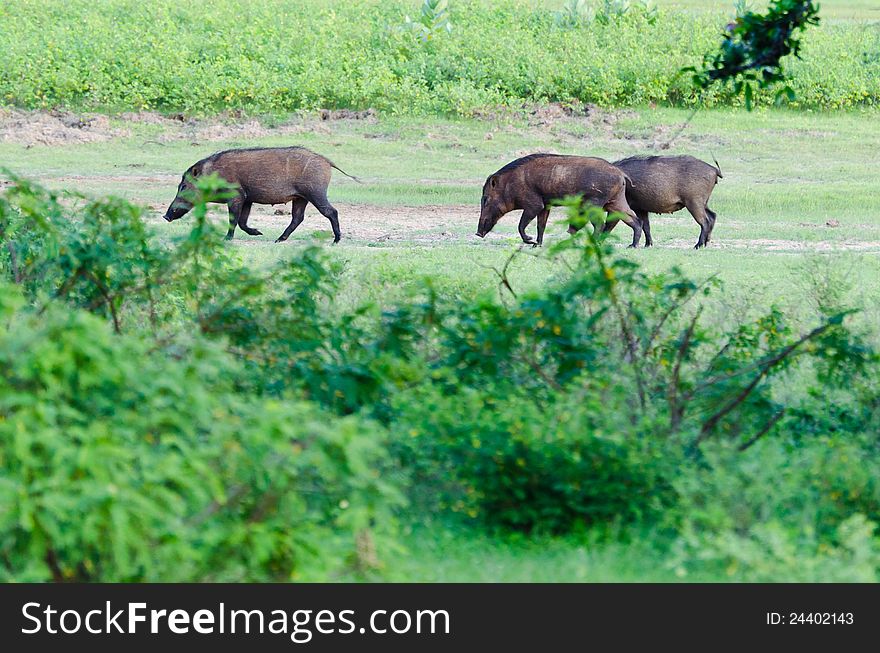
(0, 0, 876, 115)
(674, 434, 880, 540)
(0, 284, 398, 581)
(669, 435, 880, 581)
(390, 385, 674, 533)
(670, 514, 880, 582)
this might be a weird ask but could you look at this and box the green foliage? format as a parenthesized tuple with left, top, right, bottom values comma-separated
(554, 0, 658, 29)
(554, 0, 594, 28)
(669, 436, 880, 581)
(0, 0, 875, 115)
(687, 0, 822, 109)
(0, 284, 398, 581)
(595, 0, 658, 26)
(671, 514, 880, 582)
(390, 386, 674, 533)
(402, 0, 453, 43)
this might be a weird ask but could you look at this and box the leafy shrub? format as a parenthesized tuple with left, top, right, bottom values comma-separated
(0, 0, 875, 114)
(389, 384, 674, 533)
(668, 433, 880, 581)
(0, 283, 398, 582)
(674, 434, 880, 538)
(670, 514, 880, 582)
(554, 0, 593, 28)
(687, 0, 821, 108)
(402, 0, 453, 43)
(380, 204, 875, 534)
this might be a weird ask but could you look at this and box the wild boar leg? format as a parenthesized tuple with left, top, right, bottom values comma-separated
(536, 208, 550, 246)
(604, 196, 642, 248)
(601, 218, 619, 235)
(225, 196, 245, 240)
(518, 210, 539, 245)
(275, 197, 308, 243)
(306, 191, 341, 243)
(686, 200, 712, 249)
(705, 207, 718, 243)
(237, 201, 262, 236)
(637, 210, 652, 247)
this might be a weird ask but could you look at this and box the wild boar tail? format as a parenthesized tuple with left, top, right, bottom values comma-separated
(711, 152, 723, 180)
(328, 161, 363, 184)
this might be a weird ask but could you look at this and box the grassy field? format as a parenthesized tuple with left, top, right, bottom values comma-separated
(5, 105, 880, 320)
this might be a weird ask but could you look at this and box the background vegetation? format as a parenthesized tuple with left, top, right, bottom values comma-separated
(0, 0, 877, 114)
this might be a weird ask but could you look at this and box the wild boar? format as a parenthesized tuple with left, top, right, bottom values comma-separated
(163, 146, 359, 243)
(602, 155, 723, 249)
(475, 153, 644, 247)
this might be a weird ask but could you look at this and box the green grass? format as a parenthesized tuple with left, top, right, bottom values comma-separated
(357, 523, 698, 582)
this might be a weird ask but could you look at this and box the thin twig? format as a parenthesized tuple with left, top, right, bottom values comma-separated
(668, 307, 702, 431)
(643, 274, 717, 356)
(5, 242, 21, 283)
(654, 101, 701, 151)
(519, 353, 563, 392)
(694, 320, 836, 446)
(738, 409, 786, 451)
(477, 246, 522, 302)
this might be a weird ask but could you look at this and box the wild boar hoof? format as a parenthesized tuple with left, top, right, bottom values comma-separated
(274, 237, 286, 244)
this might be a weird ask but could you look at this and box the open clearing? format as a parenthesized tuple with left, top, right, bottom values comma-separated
(3, 105, 879, 317)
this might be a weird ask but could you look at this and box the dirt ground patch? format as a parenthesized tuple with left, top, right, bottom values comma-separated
(121, 112, 334, 143)
(121, 108, 375, 143)
(2, 106, 724, 152)
(219, 203, 478, 244)
(2, 109, 376, 147)
(683, 238, 880, 252)
(0, 109, 130, 147)
(143, 202, 880, 252)
(486, 102, 728, 152)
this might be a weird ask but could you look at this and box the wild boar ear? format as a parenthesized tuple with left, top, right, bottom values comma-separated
(189, 162, 203, 178)
(489, 176, 497, 188)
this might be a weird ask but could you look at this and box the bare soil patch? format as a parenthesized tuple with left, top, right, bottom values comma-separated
(143, 202, 880, 252)
(1, 109, 381, 148)
(478, 102, 727, 152)
(233, 203, 478, 243)
(684, 238, 880, 252)
(0, 109, 130, 147)
(121, 108, 376, 143)
(125, 112, 333, 144)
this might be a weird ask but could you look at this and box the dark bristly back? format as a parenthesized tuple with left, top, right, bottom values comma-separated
(492, 153, 557, 177)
